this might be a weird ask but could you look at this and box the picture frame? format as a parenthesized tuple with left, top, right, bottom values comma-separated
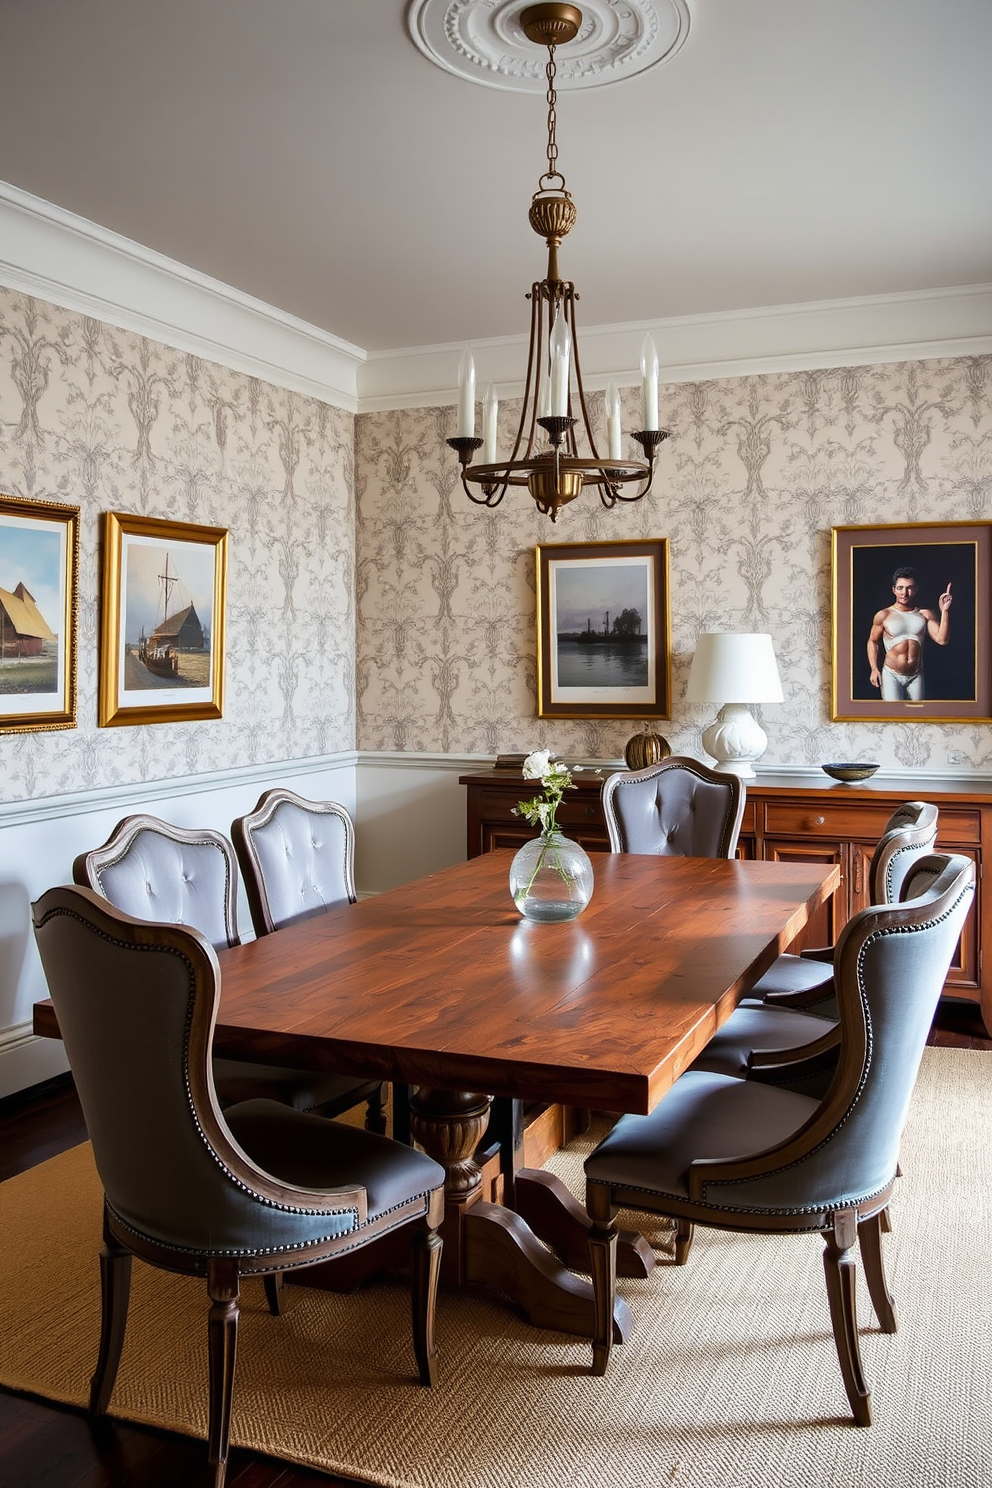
(99, 512, 228, 727)
(831, 521, 992, 723)
(536, 539, 671, 719)
(0, 493, 79, 734)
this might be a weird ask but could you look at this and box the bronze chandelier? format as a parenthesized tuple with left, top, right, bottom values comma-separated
(447, 2, 670, 522)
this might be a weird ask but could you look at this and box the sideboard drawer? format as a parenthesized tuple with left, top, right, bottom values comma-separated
(763, 802, 895, 840)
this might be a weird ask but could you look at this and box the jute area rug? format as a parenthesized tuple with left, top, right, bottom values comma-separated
(2, 1047, 990, 1488)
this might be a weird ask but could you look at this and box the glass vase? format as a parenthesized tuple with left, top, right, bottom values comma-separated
(509, 830, 594, 923)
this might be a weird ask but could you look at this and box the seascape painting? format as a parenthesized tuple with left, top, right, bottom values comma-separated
(536, 540, 670, 719)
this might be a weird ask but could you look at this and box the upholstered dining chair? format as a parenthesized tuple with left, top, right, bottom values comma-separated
(230, 789, 390, 1135)
(231, 787, 356, 933)
(32, 885, 444, 1488)
(583, 854, 974, 1425)
(601, 756, 745, 859)
(73, 813, 385, 1128)
(689, 800, 941, 1081)
(747, 800, 939, 1010)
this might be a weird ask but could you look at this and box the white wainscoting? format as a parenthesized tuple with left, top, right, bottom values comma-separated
(0, 750, 488, 1099)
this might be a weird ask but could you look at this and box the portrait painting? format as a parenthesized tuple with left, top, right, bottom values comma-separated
(99, 512, 228, 727)
(831, 521, 992, 723)
(536, 539, 670, 719)
(0, 494, 78, 734)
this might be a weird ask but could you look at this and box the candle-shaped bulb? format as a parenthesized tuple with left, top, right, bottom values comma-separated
(605, 380, 622, 462)
(640, 334, 659, 432)
(457, 345, 476, 439)
(482, 382, 499, 465)
(549, 309, 571, 418)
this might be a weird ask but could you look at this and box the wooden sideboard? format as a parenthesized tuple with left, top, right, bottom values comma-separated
(460, 767, 992, 1033)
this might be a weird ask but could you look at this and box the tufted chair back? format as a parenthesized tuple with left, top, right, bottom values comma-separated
(870, 800, 939, 905)
(73, 814, 239, 950)
(601, 755, 745, 859)
(232, 788, 356, 937)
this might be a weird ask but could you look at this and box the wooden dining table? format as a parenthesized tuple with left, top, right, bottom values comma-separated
(34, 848, 839, 1342)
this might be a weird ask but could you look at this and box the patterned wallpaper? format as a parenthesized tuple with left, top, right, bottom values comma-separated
(356, 357, 992, 769)
(0, 286, 356, 803)
(3, 279, 990, 805)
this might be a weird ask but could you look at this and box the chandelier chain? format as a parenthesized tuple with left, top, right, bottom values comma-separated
(541, 47, 565, 190)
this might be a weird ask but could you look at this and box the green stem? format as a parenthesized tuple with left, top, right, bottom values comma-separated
(521, 828, 573, 899)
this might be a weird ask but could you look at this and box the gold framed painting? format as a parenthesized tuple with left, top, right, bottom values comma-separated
(536, 538, 671, 719)
(99, 512, 228, 727)
(0, 493, 79, 734)
(831, 520, 992, 723)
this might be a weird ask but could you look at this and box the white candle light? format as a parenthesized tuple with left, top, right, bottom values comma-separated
(457, 345, 476, 439)
(606, 380, 622, 462)
(482, 382, 499, 465)
(549, 309, 571, 418)
(640, 333, 659, 432)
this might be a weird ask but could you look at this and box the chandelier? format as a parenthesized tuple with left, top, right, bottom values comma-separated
(446, 2, 670, 523)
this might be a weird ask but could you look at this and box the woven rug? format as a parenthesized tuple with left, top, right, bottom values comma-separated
(2, 1048, 991, 1488)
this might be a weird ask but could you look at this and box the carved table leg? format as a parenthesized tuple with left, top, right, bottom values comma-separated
(411, 1088, 632, 1343)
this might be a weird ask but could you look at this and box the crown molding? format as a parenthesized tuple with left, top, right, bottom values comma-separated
(2, 181, 989, 418)
(358, 283, 992, 411)
(0, 181, 364, 412)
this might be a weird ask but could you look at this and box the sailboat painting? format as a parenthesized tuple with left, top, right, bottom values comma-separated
(99, 513, 227, 727)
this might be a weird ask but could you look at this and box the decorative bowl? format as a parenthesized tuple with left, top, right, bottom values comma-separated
(821, 762, 880, 783)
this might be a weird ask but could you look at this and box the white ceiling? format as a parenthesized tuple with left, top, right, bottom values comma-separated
(0, 0, 990, 358)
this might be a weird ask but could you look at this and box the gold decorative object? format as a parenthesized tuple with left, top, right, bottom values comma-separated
(446, 3, 671, 522)
(624, 726, 672, 770)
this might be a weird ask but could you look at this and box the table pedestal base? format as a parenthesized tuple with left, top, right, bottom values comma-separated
(292, 1086, 647, 1341)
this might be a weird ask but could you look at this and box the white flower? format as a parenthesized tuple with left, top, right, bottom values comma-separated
(522, 749, 553, 781)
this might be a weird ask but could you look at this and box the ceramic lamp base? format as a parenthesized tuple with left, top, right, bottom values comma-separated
(701, 703, 767, 779)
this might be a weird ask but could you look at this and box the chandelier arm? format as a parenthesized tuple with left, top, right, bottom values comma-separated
(565, 285, 603, 462)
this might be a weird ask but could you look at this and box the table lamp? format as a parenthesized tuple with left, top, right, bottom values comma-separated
(685, 633, 784, 777)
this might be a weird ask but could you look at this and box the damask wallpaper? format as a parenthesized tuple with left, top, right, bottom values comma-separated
(0, 287, 356, 803)
(3, 278, 991, 808)
(355, 357, 992, 769)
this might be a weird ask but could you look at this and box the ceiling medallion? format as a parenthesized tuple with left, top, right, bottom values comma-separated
(407, 0, 690, 92)
(445, 3, 671, 521)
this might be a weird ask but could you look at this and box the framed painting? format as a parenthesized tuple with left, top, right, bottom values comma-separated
(0, 493, 79, 734)
(831, 521, 992, 723)
(536, 539, 670, 719)
(99, 512, 228, 727)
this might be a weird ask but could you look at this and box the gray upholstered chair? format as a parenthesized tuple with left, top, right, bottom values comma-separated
(689, 801, 942, 1082)
(747, 800, 939, 1011)
(583, 854, 974, 1425)
(601, 756, 745, 859)
(31, 885, 444, 1488)
(231, 787, 356, 936)
(230, 789, 389, 1134)
(73, 814, 385, 1128)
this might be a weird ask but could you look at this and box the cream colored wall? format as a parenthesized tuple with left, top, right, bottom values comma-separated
(355, 358, 992, 769)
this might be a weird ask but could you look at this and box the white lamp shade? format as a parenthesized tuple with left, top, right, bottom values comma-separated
(685, 633, 784, 704)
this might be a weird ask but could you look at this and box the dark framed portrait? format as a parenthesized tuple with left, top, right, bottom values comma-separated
(98, 512, 228, 727)
(831, 521, 992, 723)
(535, 539, 671, 719)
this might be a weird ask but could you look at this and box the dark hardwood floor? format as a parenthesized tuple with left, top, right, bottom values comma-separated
(3, 1000, 989, 1488)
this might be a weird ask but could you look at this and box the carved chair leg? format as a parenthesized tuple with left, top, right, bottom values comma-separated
(207, 1259, 241, 1488)
(879, 1205, 892, 1234)
(822, 1211, 872, 1426)
(859, 1211, 897, 1334)
(410, 1215, 442, 1387)
(365, 1085, 388, 1136)
(674, 1218, 694, 1265)
(262, 1271, 284, 1317)
(89, 1215, 132, 1416)
(586, 1200, 618, 1377)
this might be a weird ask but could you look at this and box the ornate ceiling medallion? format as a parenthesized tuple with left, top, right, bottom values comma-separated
(407, 0, 690, 93)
